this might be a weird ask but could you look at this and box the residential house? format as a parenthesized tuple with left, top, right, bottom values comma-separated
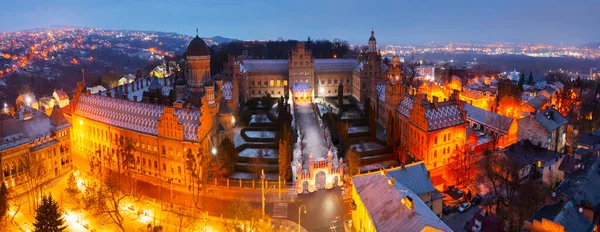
(386, 162, 445, 217)
(52, 89, 70, 108)
(351, 170, 452, 232)
(495, 140, 563, 184)
(518, 108, 568, 153)
(464, 103, 518, 149)
(466, 209, 503, 232)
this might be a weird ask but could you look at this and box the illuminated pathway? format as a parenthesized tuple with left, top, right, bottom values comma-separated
(295, 102, 331, 169)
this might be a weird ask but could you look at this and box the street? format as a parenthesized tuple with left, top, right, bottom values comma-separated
(443, 205, 480, 231)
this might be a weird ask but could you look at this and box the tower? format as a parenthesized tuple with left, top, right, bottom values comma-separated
(368, 30, 377, 53)
(186, 29, 211, 95)
(289, 42, 314, 99)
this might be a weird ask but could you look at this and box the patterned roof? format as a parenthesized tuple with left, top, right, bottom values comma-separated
(377, 82, 385, 102)
(222, 81, 233, 101)
(292, 83, 311, 91)
(314, 59, 356, 72)
(396, 95, 465, 131)
(464, 103, 513, 133)
(242, 60, 289, 73)
(74, 94, 201, 141)
(526, 95, 550, 110)
(352, 172, 452, 232)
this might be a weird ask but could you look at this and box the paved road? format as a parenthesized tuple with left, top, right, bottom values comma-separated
(295, 102, 331, 169)
(443, 205, 480, 231)
(290, 188, 346, 232)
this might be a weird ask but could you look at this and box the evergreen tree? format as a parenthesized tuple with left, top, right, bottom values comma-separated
(528, 71, 534, 85)
(0, 183, 8, 222)
(67, 172, 77, 192)
(33, 194, 67, 232)
(518, 72, 525, 90)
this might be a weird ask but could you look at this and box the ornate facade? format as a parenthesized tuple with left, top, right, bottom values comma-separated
(70, 33, 239, 186)
(1, 105, 72, 188)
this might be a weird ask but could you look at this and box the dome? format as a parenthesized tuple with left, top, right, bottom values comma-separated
(187, 35, 210, 57)
(214, 74, 223, 81)
(369, 30, 376, 41)
(175, 76, 186, 86)
(204, 79, 214, 87)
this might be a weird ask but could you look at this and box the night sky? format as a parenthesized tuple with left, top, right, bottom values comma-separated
(1, 0, 599, 45)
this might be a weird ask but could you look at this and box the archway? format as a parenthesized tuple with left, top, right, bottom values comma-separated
(302, 181, 309, 193)
(315, 171, 327, 190)
(332, 175, 339, 187)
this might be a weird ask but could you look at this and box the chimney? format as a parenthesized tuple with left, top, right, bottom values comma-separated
(124, 85, 129, 95)
(432, 96, 439, 109)
(133, 81, 137, 90)
(402, 196, 414, 211)
(133, 96, 138, 102)
(388, 177, 395, 187)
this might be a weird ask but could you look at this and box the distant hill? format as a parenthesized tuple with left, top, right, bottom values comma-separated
(581, 42, 600, 49)
(206, 36, 239, 45)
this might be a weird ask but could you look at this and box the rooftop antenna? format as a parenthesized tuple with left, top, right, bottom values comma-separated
(81, 68, 85, 85)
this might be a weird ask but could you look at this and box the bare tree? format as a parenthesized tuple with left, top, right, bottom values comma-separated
(447, 145, 472, 186)
(346, 147, 361, 176)
(88, 170, 130, 232)
(22, 153, 47, 213)
(221, 199, 270, 232)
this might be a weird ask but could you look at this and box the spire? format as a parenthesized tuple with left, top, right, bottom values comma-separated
(195, 28, 199, 37)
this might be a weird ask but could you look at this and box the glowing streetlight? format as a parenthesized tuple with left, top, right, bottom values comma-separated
(25, 96, 31, 105)
(231, 116, 235, 124)
(211, 147, 217, 156)
(298, 205, 307, 232)
(79, 120, 83, 125)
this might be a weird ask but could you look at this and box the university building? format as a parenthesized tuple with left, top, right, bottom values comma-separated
(70, 33, 238, 186)
(1, 105, 72, 188)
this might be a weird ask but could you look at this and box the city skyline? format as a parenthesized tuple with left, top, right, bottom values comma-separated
(1, 0, 599, 46)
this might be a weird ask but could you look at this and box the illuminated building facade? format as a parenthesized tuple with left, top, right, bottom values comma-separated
(396, 92, 467, 170)
(70, 33, 239, 186)
(241, 41, 356, 101)
(0, 105, 72, 188)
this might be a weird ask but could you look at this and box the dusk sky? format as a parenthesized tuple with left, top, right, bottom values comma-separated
(1, 0, 599, 45)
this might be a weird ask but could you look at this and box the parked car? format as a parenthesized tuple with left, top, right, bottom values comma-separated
(458, 202, 472, 213)
(443, 205, 458, 215)
(471, 195, 482, 205)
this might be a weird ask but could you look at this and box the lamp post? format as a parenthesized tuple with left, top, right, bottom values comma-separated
(298, 205, 307, 232)
(261, 169, 265, 215)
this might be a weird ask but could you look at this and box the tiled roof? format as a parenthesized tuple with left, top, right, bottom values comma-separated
(222, 81, 233, 101)
(386, 162, 436, 195)
(54, 89, 69, 100)
(377, 82, 385, 102)
(396, 95, 415, 118)
(49, 105, 70, 131)
(464, 103, 513, 134)
(314, 59, 356, 72)
(242, 60, 289, 73)
(526, 95, 550, 110)
(292, 83, 311, 91)
(426, 101, 465, 131)
(73, 94, 201, 141)
(1, 106, 70, 151)
(500, 140, 561, 170)
(557, 160, 600, 207)
(352, 173, 452, 232)
(534, 108, 568, 132)
(554, 201, 594, 232)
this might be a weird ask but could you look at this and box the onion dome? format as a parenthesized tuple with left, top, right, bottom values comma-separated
(175, 76, 186, 86)
(187, 35, 210, 57)
(369, 30, 376, 41)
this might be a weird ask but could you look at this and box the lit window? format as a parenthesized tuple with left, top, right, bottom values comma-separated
(283, 80, 288, 86)
(277, 80, 281, 87)
(269, 80, 275, 87)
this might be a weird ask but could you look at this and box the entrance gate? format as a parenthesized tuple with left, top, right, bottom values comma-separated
(295, 150, 344, 194)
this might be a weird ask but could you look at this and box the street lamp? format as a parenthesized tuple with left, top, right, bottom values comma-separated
(211, 147, 217, 156)
(298, 205, 307, 232)
(319, 87, 324, 103)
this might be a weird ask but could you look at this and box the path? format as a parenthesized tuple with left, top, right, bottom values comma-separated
(295, 102, 330, 169)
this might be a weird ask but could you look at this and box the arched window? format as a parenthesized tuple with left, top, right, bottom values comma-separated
(178, 166, 182, 174)
(162, 163, 166, 171)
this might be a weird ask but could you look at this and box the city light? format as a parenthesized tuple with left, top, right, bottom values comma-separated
(211, 147, 217, 155)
